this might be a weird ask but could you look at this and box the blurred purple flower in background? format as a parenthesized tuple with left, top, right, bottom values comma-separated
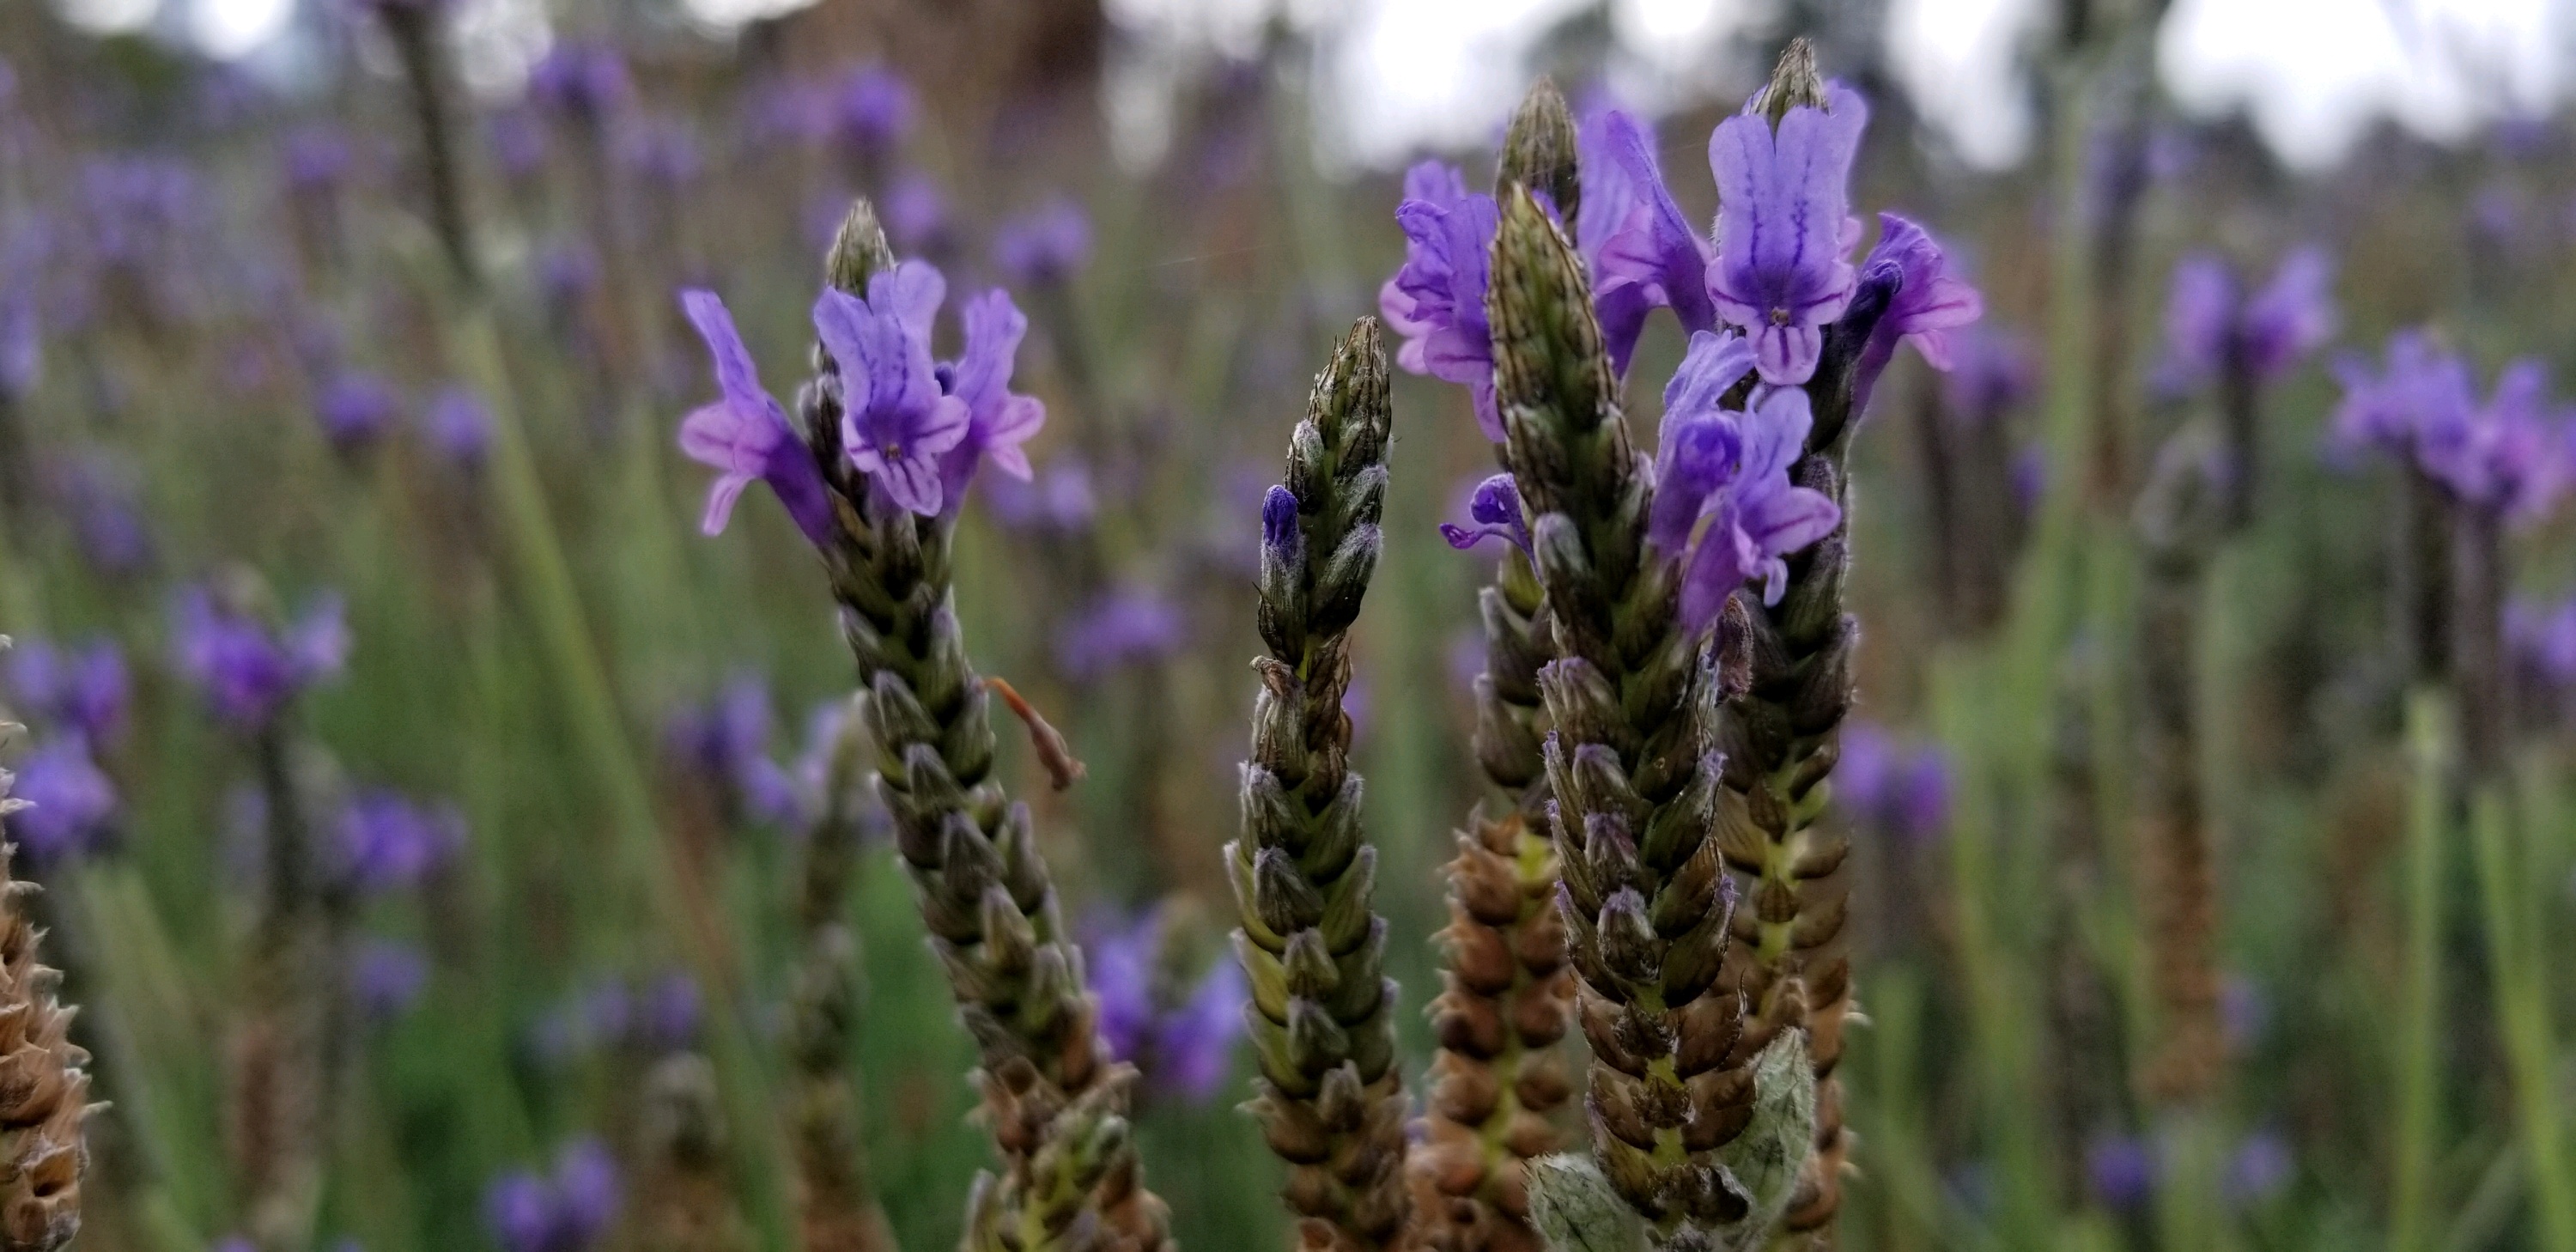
(334, 790, 463, 895)
(55, 454, 155, 577)
(622, 119, 702, 190)
(422, 384, 492, 470)
(1084, 909, 1245, 1106)
(993, 198, 1093, 289)
(3, 739, 117, 863)
(665, 677, 801, 827)
(489, 110, 548, 186)
(883, 172, 952, 254)
(1707, 82, 1869, 386)
(526, 43, 631, 130)
(316, 372, 400, 454)
(1943, 326, 2038, 421)
(1056, 588, 1185, 681)
(834, 65, 916, 158)
(350, 939, 429, 1023)
(2086, 1133, 2158, 1212)
(282, 125, 353, 196)
(981, 459, 1097, 534)
(2225, 1131, 2293, 1207)
(172, 587, 348, 731)
(5, 635, 129, 747)
(1834, 720, 1951, 845)
(2155, 246, 2336, 397)
(1648, 331, 1842, 626)
(2336, 333, 2570, 524)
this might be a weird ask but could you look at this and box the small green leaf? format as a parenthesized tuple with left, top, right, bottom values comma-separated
(1528, 1152, 1650, 1252)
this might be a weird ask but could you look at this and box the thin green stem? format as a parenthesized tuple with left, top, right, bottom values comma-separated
(2471, 785, 2576, 1252)
(2391, 689, 2450, 1252)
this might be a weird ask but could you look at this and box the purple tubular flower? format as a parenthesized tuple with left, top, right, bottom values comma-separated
(1893, 745, 1951, 844)
(2418, 358, 2567, 524)
(936, 289, 1046, 501)
(350, 939, 429, 1023)
(1832, 722, 1893, 820)
(1086, 912, 1159, 1064)
(677, 289, 834, 545)
(3, 739, 117, 864)
(283, 126, 353, 195)
(992, 199, 1092, 288)
(2239, 246, 2336, 379)
(1851, 213, 1984, 416)
(2330, 331, 2470, 462)
(5, 636, 129, 747)
(1706, 83, 1870, 386)
(1581, 107, 1716, 373)
(883, 172, 951, 252)
(1380, 162, 1504, 440)
(2158, 247, 2335, 396)
(1647, 331, 1844, 629)
(422, 384, 492, 469)
(173, 589, 349, 731)
(2155, 253, 2237, 396)
(317, 373, 399, 453)
(1439, 473, 1531, 554)
(639, 972, 701, 1051)
(483, 1170, 558, 1252)
(552, 1139, 622, 1243)
(1261, 483, 1301, 566)
(813, 264, 970, 517)
(981, 460, 1096, 533)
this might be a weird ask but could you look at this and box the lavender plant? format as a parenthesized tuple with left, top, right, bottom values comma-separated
(0, 642, 94, 1252)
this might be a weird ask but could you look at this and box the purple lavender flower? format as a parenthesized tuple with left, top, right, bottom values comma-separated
(637, 972, 701, 1052)
(552, 1139, 621, 1244)
(1087, 911, 1159, 1064)
(2224, 1131, 2293, 1207)
(0, 286, 36, 400)
(4, 636, 129, 748)
(1706, 82, 1870, 386)
(2087, 1133, 2158, 1212)
(539, 246, 599, 315)
(621, 119, 702, 190)
(677, 289, 834, 545)
(172, 589, 349, 731)
(526, 43, 630, 128)
(2512, 596, 2576, 686)
(883, 173, 952, 253)
(1851, 213, 1984, 415)
(1054, 588, 1186, 681)
(1646, 331, 1843, 629)
(350, 939, 429, 1023)
(1081, 909, 1243, 1106)
(1439, 473, 1531, 555)
(483, 1170, 559, 1252)
(316, 373, 400, 454)
(56, 455, 154, 577)
(814, 263, 970, 516)
(334, 791, 462, 895)
(1893, 745, 1952, 844)
(422, 385, 492, 469)
(992, 198, 1093, 288)
(1157, 957, 1246, 1103)
(489, 111, 549, 185)
(283, 126, 354, 196)
(934, 289, 1047, 501)
(2330, 331, 2470, 463)
(2156, 247, 2336, 397)
(1380, 161, 1503, 440)
(665, 677, 800, 827)
(1834, 722, 1893, 817)
(2416, 358, 2567, 524)
(1581, 106, 1716, 373)
(3, 739, 116, 863)
(834, 66, 916, 156)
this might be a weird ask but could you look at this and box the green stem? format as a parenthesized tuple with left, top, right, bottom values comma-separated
(2391, 690, 2450, 1252)
(2471, 784, 2576, 1252)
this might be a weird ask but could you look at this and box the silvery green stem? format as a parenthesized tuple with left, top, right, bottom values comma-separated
(809, 203, 1166, 1252)
(1229, 317, 1410, 1252)
(1487, 186, 1753, 1243)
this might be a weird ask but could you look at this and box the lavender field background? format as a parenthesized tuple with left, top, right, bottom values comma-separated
(1, 0, 2573, 1250)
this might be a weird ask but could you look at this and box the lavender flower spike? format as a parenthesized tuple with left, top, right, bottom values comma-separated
(679, 290, 834, 546)
(812, 264, 969, 516)
(1648, 331, 1844, 629)
(1706, 74, 1869, 386)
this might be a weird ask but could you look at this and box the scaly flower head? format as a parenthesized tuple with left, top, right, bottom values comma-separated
(677, 289, 833, 544)
(1647, 331, 1844, 628)
(1706, 76, 1870, 385)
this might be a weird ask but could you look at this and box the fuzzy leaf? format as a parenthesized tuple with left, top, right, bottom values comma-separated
(1526, 1152, 1649, 1252)
(1712, 1029, 1817, 1250)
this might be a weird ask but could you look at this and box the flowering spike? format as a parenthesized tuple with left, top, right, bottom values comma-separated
(1230, 318, 1413, 1252)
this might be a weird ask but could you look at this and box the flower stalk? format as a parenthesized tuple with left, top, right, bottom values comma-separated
(1229, 316, 1411, 1252)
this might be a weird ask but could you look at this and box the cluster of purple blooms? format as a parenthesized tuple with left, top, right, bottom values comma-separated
(170, 586, 348, 732)
(1389, 83, 1978, 632)
(332, 789, 464, 895)
(1054, 588, 1187, 683)
(0, 638, 125, 864)
(662, 677, 800, 827)
(484, 1139, 623, 1252)
(532, 971, 703, 1065)
(677, 255, 1047, 532)
(1084, 908, 1247, 1106)
(312, 370, 490, 469)
(2332, 331, 2573, 525)
(2152, 247, 2337, 399)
